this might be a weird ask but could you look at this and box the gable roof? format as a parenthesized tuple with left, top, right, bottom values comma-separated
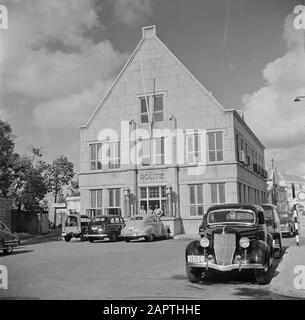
(80, 25, 225, 129)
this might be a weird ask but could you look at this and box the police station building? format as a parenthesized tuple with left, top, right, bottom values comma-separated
(79, 26, 267, 234)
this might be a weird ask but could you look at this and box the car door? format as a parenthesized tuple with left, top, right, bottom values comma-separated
(0, 223, 6, 247)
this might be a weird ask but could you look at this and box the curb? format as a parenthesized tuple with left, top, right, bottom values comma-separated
(269, 246, 305, 299)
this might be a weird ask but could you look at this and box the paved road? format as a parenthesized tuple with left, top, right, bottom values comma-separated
(0, 236, 296, 300)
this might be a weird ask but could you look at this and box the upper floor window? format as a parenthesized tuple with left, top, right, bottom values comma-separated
(140, 94, 164, 124)
(90, 143, 102, 170)
(89, 141, 120, 171)
(139, 137, 164, 166)
(208, 131, 223, 162)
(186, 131, 202, 164)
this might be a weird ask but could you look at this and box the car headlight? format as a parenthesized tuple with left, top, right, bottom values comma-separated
(239, 237, 250, 249)
(200, 237, 210, 248)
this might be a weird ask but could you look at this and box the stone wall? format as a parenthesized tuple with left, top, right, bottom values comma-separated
(0, 196, 12, 229)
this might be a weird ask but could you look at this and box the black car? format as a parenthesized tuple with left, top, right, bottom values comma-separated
(0, 221, 20, 254)
(278, 210, 295, 237)
(185, 203, 274, 285)
(85, 215, 125, 242)
(261, 204, 283, 258)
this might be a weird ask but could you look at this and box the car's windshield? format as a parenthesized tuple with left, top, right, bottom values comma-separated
(207, 209, 255, 225)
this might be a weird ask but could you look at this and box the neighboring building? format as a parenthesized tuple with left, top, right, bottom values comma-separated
(267, 166, 289, 211)
(79, 26, 267, 234)
(279, 174, 305, 208)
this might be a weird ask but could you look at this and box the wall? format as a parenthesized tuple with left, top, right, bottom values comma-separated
(0, 196, 12, 229)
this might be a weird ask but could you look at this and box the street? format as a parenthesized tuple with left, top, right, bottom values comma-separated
(0, 236, 297, 300)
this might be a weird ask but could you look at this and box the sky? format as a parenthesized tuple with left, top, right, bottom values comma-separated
(0, 0, 305, 177)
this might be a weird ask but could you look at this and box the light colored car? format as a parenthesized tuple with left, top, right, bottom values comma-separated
(0, 221, 20, 254)
(122, 214, 171, 242)
(61, 214, 90, 242)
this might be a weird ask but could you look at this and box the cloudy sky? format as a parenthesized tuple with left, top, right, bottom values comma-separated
(0, 0, 304, 176)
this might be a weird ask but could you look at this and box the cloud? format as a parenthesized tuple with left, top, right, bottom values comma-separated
(243, 14, 305, 157)
(0, 0, 127, 129)
(111, 0, 153, 27)
(33, 80, 112, 129)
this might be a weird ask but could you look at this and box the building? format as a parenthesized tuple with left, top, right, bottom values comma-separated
(79, 26, 267, 234)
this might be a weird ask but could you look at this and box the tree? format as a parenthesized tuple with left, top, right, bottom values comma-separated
(11, 147, 49, 212)
(0, 119, 18, 197)
(47, 155, 74, 226)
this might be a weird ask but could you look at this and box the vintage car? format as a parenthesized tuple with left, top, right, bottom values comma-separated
(0, 221, 20, 254)
(122, 214, 171, 242)
(261, 204, 282, 257)
(85, 215, 125, 242)
(185, 204, 274, 285)
(278, 210, 295, 237)
(61, 214, 90, 242)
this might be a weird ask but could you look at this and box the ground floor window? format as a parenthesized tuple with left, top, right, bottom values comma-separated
(107, 188, 121, 215)
(87, 189, 103, 217)
(139, 186, 166, 214)
(211, 183, 226, 204)
(189, 184, 204, 216)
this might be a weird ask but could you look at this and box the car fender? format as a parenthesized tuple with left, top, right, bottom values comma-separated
(251, 240, 269, 265)
(185, 240, 205, 261)
(143, 226, 155, 235)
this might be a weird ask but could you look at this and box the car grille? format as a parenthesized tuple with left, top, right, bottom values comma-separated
(214, 233, 236, 266)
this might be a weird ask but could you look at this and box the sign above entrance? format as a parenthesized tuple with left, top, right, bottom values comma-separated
(139, 171, 166, 183)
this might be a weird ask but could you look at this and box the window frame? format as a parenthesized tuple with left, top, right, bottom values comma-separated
(207, 131, 224, 162)
(188, 184, 204, 216)
(210, 183, 226, 204)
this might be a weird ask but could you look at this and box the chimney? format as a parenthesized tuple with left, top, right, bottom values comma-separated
(142, 25, 156, 39)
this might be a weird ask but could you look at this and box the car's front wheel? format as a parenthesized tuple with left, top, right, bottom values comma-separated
(64, 236, 71, 242)
(110, 232, 118, 242)
(145, 234, 154, 242)
(3, 246, 13, 255)
(186, 265, 203, 283)
(255, 256, 271, 285)
(89, 238, 94, 243)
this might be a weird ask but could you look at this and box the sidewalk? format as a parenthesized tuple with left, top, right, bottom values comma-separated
(17, 230, 62, 245)
(269, 237, 305, 299)
(173, 233, 200, 240)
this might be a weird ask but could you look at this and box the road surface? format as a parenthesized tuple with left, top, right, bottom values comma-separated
(0, 236, 296, 300)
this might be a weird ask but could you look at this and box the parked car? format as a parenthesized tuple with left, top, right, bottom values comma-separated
(186, 203, 274, 285)
(0, 221, 20, 255)
(85, 215, 125, 242)
(122, 214, 171, 242)
(278, 210, 295, 237)
(61, 214, 90, 242)
(261, 204, 282, 257)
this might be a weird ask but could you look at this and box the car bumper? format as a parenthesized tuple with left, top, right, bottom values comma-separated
(187, 261, 265, 271)
(123, 233, 146, 239)
(83, 234, 108, 239)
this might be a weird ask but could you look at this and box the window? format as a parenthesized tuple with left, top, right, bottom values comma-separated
(90, 143, 102, 170)
(140, 186, 167, 214)
(108, 141, 120, 169)
(208, 131, 223, 162)
(140, 97, 149, 123)
(189, 184, 204, 216)
(88, 189, 103, 217)
(186, 131, 202, 164)
(90, 142, 120, 170)
(153, 137, 165, 165)
(140, 137, 165, 166)
(140, 94, 164, 124)
(108, 188, 121, 208)
(211, 183, 226, 204)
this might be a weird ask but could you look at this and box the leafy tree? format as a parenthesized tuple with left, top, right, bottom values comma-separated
(12, 147, 49, 212)
(47, 155, 74, 225)
(0, 119, 18, 197)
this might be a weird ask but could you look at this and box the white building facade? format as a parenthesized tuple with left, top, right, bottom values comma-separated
(79, 26, 267, 234)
